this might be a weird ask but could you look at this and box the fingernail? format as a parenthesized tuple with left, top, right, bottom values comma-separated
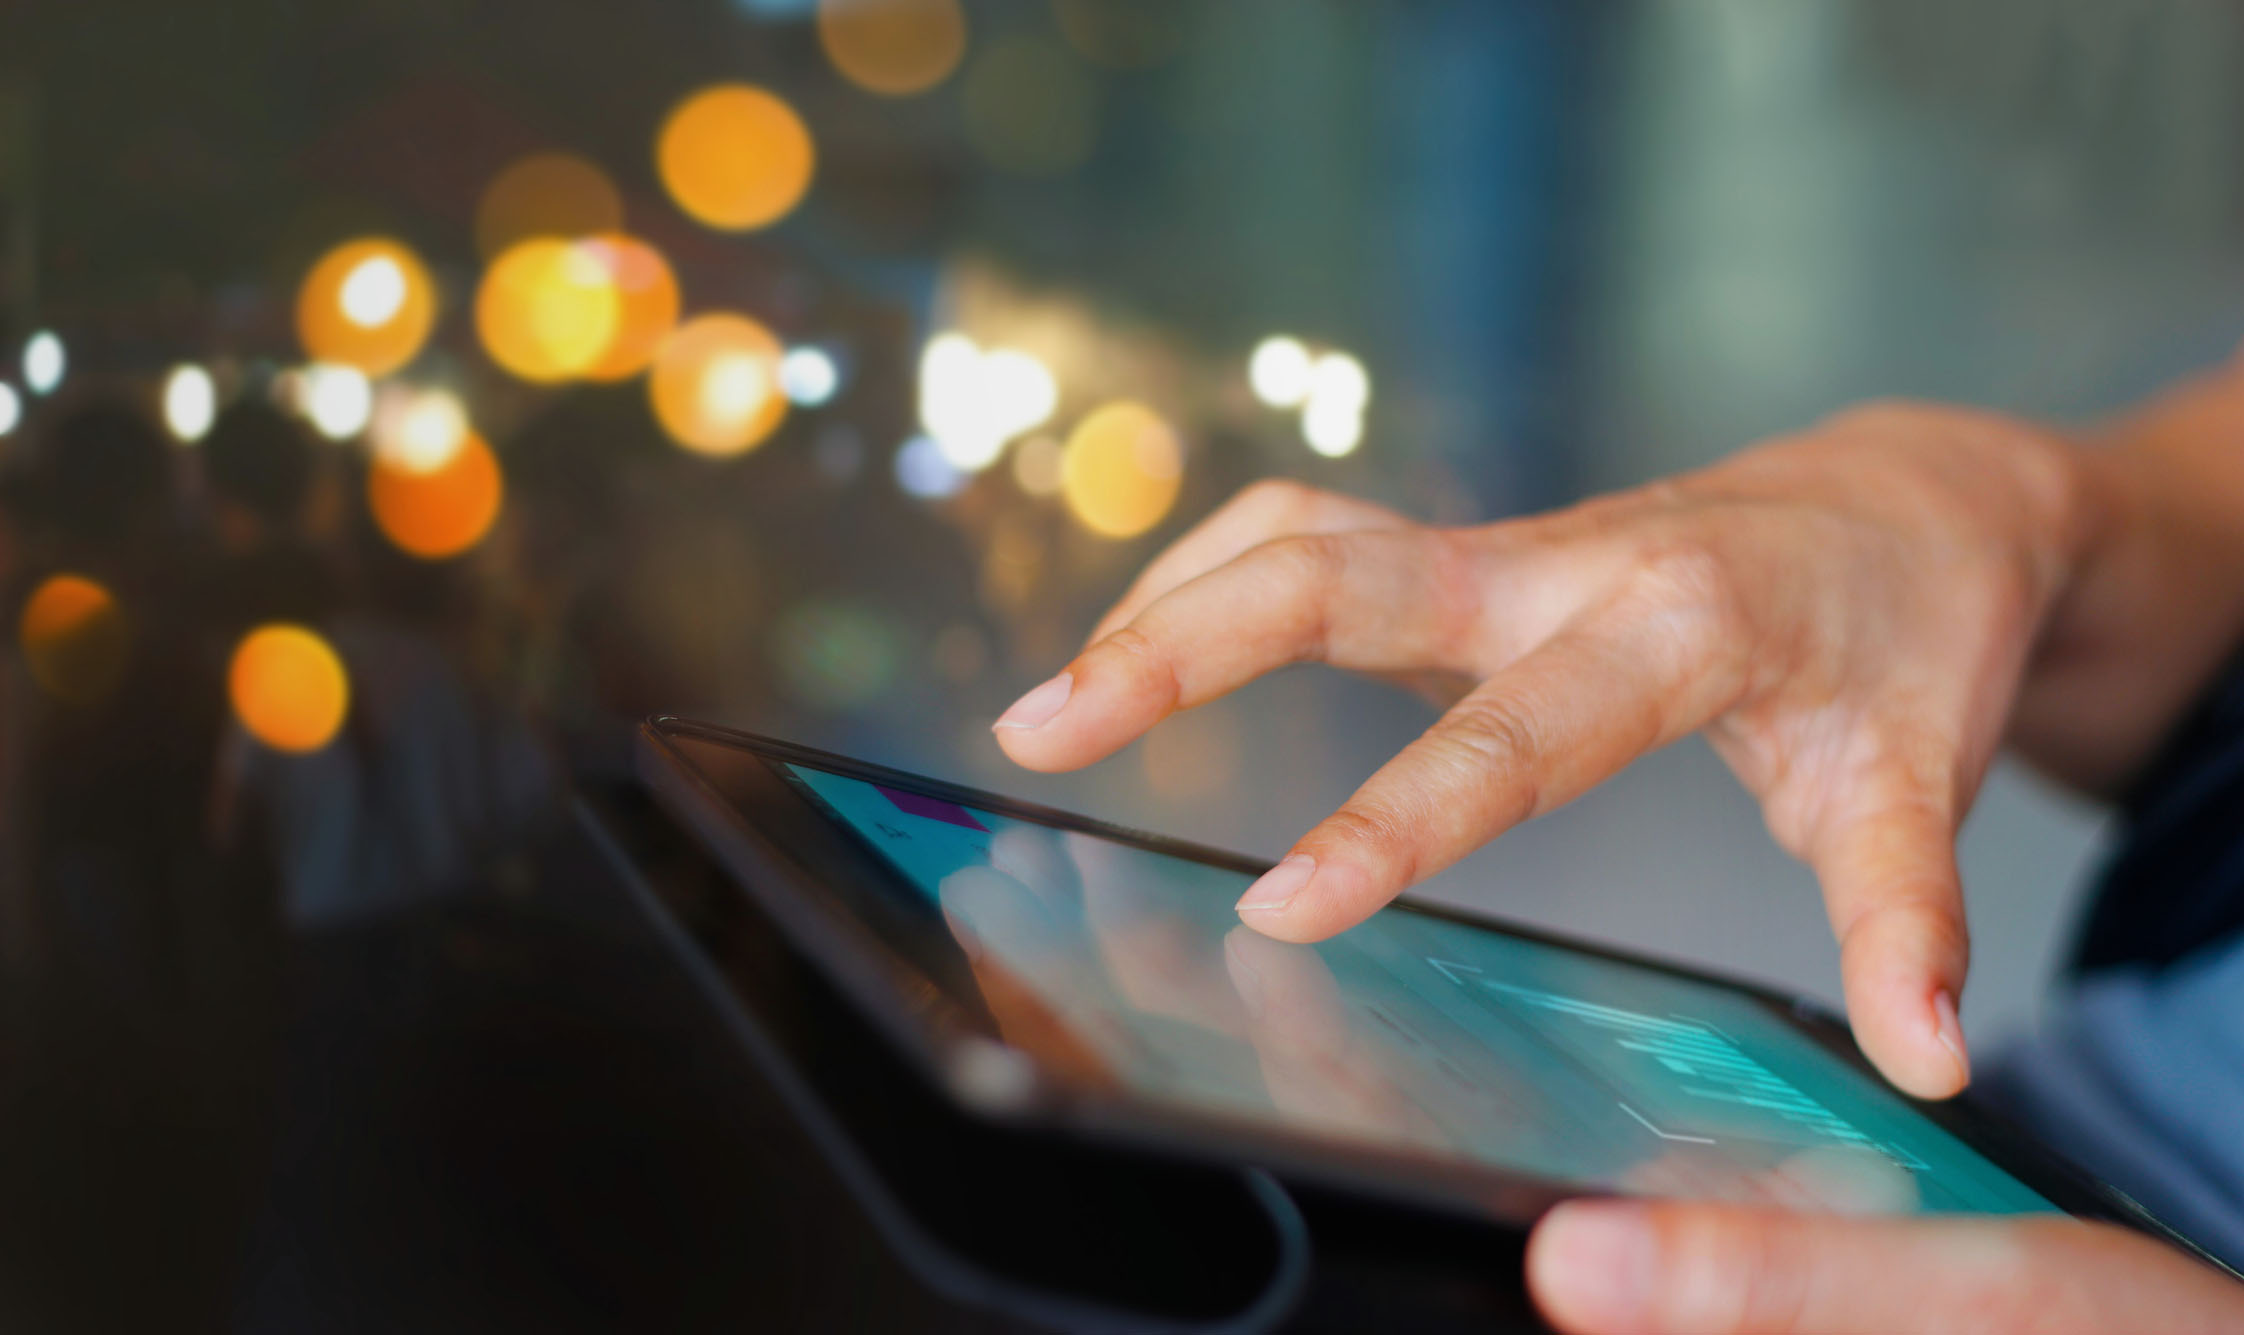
(993, 673, 1073, 732)
(1533, 1201, 1656, 1329)
(1237, 854, 1316, 915)
(1933, 989, 1970, 1083)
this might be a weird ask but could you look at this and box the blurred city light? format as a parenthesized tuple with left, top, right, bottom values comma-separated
(657, 84, 815, 231)
(649, 312, 788, 456)
(298, 364, 374, 440)
(370, 385, 470, 474)
(918, 332, 1057, 471)
(779, 345, 842, 406)
(367, 431, 504, 560)
(1248, 335, 1314, 408)
(477, 238, 623, 383)
(161, 364, 218, 443)
(1010, 432, 1064, 495)
(894, 434, 965, 498)
(961, 35, 1101, 175)
(0, 383, 20, 437)
(229, 624, 350, 754)
(474, 151, 624, 259)
(1061, 400, 1182, 538)
(1308, 350, 1370, 413)
(22, 331, 64, 395)
(1301, 395, 1365, 458)
(19, 573, 129, 704)
(817, 0, 967, 97)
(578, 234, 680, 381)
(339, 255, 408, 328)
(297, 238, 437, 376)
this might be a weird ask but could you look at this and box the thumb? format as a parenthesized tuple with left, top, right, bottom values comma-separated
(1527, 1199, 2241, 1334)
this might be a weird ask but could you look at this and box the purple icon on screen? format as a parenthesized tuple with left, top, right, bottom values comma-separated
(876, 785, 989, 833)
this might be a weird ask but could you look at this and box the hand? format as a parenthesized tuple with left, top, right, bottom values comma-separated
(994, 402, 2101, 1097)
(1527, 1199, 2244, 1333)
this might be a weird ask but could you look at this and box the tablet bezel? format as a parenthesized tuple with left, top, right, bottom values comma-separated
(638, 715, 2202, 1242)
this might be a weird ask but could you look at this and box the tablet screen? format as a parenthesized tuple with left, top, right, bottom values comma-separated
(780, 758, 2053, 1217)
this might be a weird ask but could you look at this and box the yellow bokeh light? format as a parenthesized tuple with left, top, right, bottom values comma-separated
(579, 234, 680, 381)
(367, 432, 505, 560)
(649, 313, 789, 457)
(818, 0, 967, 96)
(474, 151, 624, 260)
(656, 85, 815, 231)
(476, 238, 623, 383)
(19, 573, 130, 704)
(1061, 401, 1182, 539)
(229, 624, 350, 754)
(297, 238, 437, 377)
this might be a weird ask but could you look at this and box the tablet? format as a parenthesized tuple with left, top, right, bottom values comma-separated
(639, 716, 2197, 1241)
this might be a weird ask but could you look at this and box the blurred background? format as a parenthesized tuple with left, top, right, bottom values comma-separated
(6, 0, 2244, 1086)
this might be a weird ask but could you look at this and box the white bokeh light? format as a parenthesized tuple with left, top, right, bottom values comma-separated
(371, 385, 469, 473)
(895, 434, 966, 499)
(23, 331, 65, 396)
(339, 255, 409, 328)
(300, 364, 374, 440)
(1307, 351, 1370, 413)
(1248, 336, 1314, 408)
(0, 383, 20, 436)
(778, 346, 841, 407)
(918, 333, 1058, 472)
(1302, 396, 1365, 458)
(162, 364, 218, 443)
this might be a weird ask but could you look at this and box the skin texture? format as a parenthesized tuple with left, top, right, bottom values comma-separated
(994, 366, 2244, 1330)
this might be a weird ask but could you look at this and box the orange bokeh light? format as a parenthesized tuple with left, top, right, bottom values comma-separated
(476, 238, 623, 383)
(367, 431, 505, 560)
(648, 313, 789, 457)
(296, 237, 437, 377)
(656, 84, 815, 231)
(19, 573, 130, 703)
(474, 151, 624, 260)
(818, 0, 968, 96)
(229, 624, 350, 754)
(579, 234, 681, 381)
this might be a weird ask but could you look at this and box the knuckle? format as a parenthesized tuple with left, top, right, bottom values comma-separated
(1092, 624, 1184, 708)
(1428, 696, 1545, 823)
(1659, 1211, 1809, 1333)
(1316, 803, 1421, 873)
(1627, 537, 1756, 669)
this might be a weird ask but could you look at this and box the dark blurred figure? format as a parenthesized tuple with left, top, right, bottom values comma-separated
(0, 395, 285, 1333)
(197, 398, 340, 634)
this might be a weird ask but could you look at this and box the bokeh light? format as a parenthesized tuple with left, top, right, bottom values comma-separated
(1248, 335, 1314, 408)
(649, 312, 789, 457)
(894, 434, 965, 498)
(474, 151, 624, 260)
(578, 234, 680, 381)
(229, 624, 350, 754)
(22, 331, 64, 395)
(369, 384, 470, 474)
(817, 0, 967, 97)
(367, 430, 504, 560)
(919, 333, 1058, 471)
(779, 345, 841, 407)
(1061, 400, 1182, 539)
(1302, 396, 1364, 458)
(297, 238, 437, 377)
(19, 574, 130, 704)
(162, 364, 217, 443)
(1011, 432, 1064, 495)
(0, 383, 22, 436)
(961, 35, 1101, 175)
(298, 364, 373, 440)
(477, 238, 623, 383)
(656, 84, 815, 231)
(1309, 351, 1370, 412)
